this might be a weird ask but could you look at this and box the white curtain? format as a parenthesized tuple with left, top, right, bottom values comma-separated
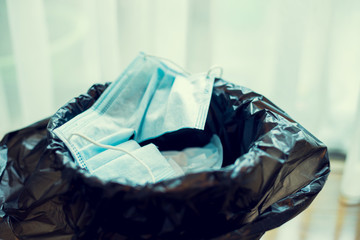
(1, 0, 360, 156)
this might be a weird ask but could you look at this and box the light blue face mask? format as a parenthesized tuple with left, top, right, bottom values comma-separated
(85, 140, 140, 172)
(53, 52, 215, 180)
(92, 143, 184, 185)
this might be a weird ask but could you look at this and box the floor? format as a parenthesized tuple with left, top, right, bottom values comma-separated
(262, 159, 360, 240)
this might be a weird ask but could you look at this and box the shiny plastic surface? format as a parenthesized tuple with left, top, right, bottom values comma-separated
(0, 79, 330, 239)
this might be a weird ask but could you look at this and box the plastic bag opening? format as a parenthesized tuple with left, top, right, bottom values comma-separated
(0, 79, 330, 240)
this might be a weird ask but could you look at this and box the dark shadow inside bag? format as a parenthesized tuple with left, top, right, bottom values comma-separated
(0, 78, 330, 240)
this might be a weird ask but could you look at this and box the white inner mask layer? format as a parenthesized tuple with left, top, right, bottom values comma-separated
(161, 135, 223, 174)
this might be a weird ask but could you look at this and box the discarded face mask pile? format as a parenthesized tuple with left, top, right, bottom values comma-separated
(0, 52, 330, 239)
(53, 52, 222, 185)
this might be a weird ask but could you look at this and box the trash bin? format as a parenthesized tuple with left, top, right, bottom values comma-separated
(0, 79, 330, 240)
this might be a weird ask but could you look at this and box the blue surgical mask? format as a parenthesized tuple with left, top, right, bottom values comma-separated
(85, 140, 140, 172)
(53, 52, 214, 184)
(92, 143, 183, 185)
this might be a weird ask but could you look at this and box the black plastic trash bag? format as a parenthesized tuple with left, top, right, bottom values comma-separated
(0, 79, 330, 240)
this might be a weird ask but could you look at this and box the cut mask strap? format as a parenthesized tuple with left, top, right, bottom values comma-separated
(68, 133, 156, 183)
(206, 65, 223, 79)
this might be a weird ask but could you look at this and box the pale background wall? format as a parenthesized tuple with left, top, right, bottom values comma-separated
(1, 0, 359, 156)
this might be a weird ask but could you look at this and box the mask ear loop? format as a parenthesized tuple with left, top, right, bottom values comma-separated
(68, 133, 156, 183)
(144, 53, 191, 76)
(206, 65, 223, 79)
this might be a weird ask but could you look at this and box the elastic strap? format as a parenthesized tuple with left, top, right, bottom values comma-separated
(144, 53, 191, 75)
(144, 53, 224, 79)
(206, 65, 223, 79)
(68, 133, 156, 183)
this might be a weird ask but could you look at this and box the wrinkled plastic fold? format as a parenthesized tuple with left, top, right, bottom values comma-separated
(0, 79, 330, 239)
